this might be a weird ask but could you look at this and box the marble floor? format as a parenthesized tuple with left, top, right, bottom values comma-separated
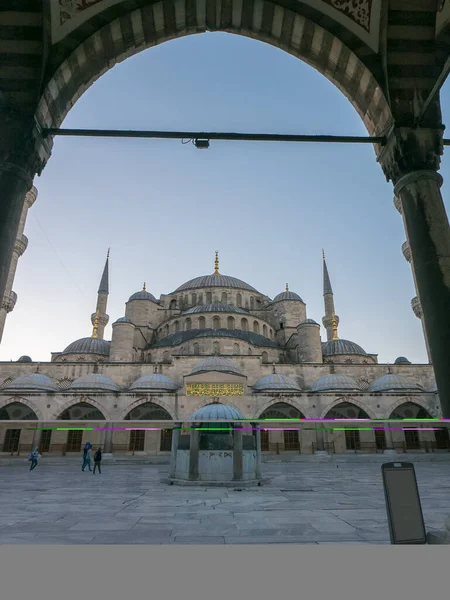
(0, 460, 449, 544)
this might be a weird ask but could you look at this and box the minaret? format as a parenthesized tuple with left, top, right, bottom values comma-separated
(91, 249, 109, 340)
(322, 250, 339, 342)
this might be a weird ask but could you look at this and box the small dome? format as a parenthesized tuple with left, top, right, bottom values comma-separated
(253, 373, 301, 392)
(322, 339, 367, 356)
(129, 373, 179, 391)
(368, 374, 424, 392)
(5, 373, 58, 392)
(69, 373, 121, 392)
(113, 316, 133, 325)
(273, 291, 304, 303)
(17, 356, 32, 363)
(394, 356, 411, 365)
(311, 374, 360, 392)
(189, 403, 244, 420)
(128, 290, 157, 302)
(299, 319, 318, 325)
(62, 337, 111, 356)
(173, 274, 258, 293)
(190, 356, 243, 376)
(182, 303, 249, 315)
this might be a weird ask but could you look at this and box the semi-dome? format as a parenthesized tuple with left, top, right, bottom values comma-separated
(394, 356, 411, 365)
(368, 374, 424, 392)
(173, 274, 258, 293)
(62, 337, 111, 356)
(69, 373, 121, 392)
(129, 373, 179, 391)
(5, 373, 58, 392)
(182, 304, 249, 315)
(322, 339, 367, 356)
(190, 356, 243, 376)
(128, 290, 157, 302)
(17, 355, 32, 363)
(273, 290, 304, 302)
(253, 373, 301, 392)
(189, 403, 244, 421)
(152, 329, 277, 348)
(113, 316, 133, 324)
(311, 374, 360, 392)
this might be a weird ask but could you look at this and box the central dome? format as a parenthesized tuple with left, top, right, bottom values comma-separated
(173, 273, 258, 293)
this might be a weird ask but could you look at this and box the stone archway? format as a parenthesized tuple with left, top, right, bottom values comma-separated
(320, 397, 376, 419)
(0, 399, 41, 420)
(0, 397, 43, 421)
(54, 397, 108, 420)
(256, 398, 309, 418)
(121, 398, 175, 420)
(387, 398, 437, 419)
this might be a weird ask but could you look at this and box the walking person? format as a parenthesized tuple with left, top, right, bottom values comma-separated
(81, 442, 92, 472)
(93, 447, 102, 474)
(28, 447, 39, 471)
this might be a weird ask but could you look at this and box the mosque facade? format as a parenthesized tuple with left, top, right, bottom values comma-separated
(0, 247, 445, 457)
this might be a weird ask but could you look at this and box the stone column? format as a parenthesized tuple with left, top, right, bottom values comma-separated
(379, 126, 450, 418)
(169, 423, 181, 479)
(255, 426, 262, 479)
(315, 423, 327, 454)
(383, 424, 397, 456)
(103, 425, 113, 454)
(32, 428, 42, 451)
(394, 171, 450, 416)
(188, 425, 199, 480)
(233, 425, 243, 481)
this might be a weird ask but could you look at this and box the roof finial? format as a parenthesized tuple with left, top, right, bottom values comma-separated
(322, 248, 325, 261)
(214, 250, 219, 275)
(331, 312, 339, 340)
(143, 282, 146, 291)
(107, 247, 110, 259)
(286, 283, 289, 292)
(92, 310, 99, 339)
(272, 362, 276, 374)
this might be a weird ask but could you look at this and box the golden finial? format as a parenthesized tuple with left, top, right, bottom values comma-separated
(331, 312, 338, 341)
(92, 311, 99, 339)
(214, 251, 219, 275)
(143, 282, 146, 291)
(107, 248, 110, 259)
(286, 283, 289, 292)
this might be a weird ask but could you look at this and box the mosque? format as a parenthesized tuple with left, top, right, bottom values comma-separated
(0, 245, 445, 458)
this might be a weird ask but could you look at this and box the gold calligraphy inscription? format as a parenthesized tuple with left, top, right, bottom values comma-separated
(186, 383, 244, 396)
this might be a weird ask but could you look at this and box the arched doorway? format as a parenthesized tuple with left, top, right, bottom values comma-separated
(389, 402, 434, 451)
(324, 402, 370, 451)
(259, 403, 304, 452)
(57, 403, 106, 421)
(0, 401, 38, 420)
(124, 403, 173, 452)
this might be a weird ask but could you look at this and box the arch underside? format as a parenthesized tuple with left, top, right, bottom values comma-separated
(38, 0, 392, 140)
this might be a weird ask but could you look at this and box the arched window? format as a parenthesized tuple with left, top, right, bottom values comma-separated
(174, 321, 180, 332)
(270, 329, 273, 338)
(198, 316, 206, 329)
(185, 318, 192, 331)
(163, 351, 171, 363)
(169, 299, 177, 310)
(193, 343, 199, 355)
(250, 296, 255, 309)
(248, 348, 252, 355)
(164, 324, 169, 337)
(236, 293, 242, 307)
(253, 321, 260, 334)
(227, 316, 235, 330)
(198, 293, 203, 304)
(233, 343, 240, 355)
(192, 293, 197, 306)
(213, 341, 220, 355)
(262, 351, 269, 363)
(213, 316, 221, 329)
(263, 324, 267, 337)
(241, 318, 248, 331)
(206, 292, 212, 303)
(221, 292, 227, 303)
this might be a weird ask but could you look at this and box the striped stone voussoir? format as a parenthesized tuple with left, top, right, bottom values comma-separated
(36, 0, 392, 138)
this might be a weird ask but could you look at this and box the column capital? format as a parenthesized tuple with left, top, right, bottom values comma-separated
(394, 170, 443, 197)
(377, 126, 444, 185)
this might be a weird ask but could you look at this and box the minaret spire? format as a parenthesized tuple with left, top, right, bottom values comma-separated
(322, 250, 339, 342)
(214, 251, 219, 275)
(286, 283, 289, 292)
(91, 250, 110, 340)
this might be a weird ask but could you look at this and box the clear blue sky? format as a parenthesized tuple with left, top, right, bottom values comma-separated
(1, 32, 449, 363)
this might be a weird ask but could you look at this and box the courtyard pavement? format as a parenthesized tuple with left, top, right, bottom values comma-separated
(0, 459, 449, 544)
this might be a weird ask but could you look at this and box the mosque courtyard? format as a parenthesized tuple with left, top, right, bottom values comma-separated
(0, 458, 449, 545)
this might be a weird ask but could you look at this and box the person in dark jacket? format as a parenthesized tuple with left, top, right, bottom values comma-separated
(29, 447, 39, 471)
(82, 443, 92, 472)
(93, 447, 102, 474)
